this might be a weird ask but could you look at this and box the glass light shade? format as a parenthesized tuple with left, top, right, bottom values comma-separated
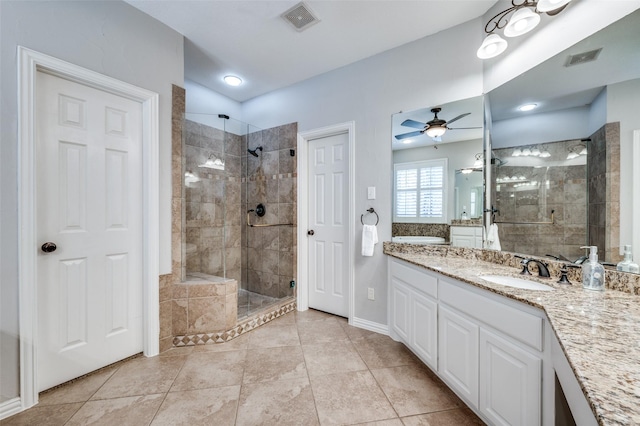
(579, 146, 588, 155)
(199, 155, 225, 170)
(512, 148, 522, 157)
(531, 147, 541, 156)
(477, 34, 508, 59)
(474, 159, 484, 167)
(537, 0, 572, 13)
(504, 8, 541, 37)
(426, 125, 446, 138)
(223, 75, 243, 86)
(567, 151, 579, 160)
(522, 147, 532, 156)
(539, 150, 551, 158)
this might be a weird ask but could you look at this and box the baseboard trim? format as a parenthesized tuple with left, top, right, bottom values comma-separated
(0, 397, 23, 421)
(350, 316, 389, 335)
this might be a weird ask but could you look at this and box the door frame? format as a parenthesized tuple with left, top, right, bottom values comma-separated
(17, 47, 159, 409)
(297, 121, 355, 321)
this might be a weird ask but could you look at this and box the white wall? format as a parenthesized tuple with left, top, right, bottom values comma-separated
(185, 79, 243, 129)
(0, 0, 183, 402)
(607, 78, 640, 256)
(588, 88, 608, 136)
(491, 106, 591, 149)
(393, 139, 484, 222)
(241, 20, 485, 325)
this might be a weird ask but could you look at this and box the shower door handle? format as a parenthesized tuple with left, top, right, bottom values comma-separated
(307, 230, 315, 236)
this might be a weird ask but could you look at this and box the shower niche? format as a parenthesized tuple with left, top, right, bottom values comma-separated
(180, 113, 298, 326)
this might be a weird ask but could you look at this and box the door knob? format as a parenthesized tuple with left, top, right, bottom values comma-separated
(41, 242, 57, 253)
(307, 230, 315, 236)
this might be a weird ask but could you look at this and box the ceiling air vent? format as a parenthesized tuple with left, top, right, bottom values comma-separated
(565, 48, 602, 67)
(281, 2, 320, 32)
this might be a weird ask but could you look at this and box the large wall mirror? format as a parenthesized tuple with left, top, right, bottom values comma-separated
(486, 9, 640, 267)
(391, 96, 484, 242)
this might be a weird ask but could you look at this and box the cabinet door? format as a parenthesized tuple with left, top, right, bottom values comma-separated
(451, 235, 477, 248)
(390, 278, 411, 342)
(411, 291, 437, 370)
(479, 329, 541, 426)
(438, 305, 479, 408)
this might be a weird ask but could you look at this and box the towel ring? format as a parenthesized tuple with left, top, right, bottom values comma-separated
(361, 208, 379, 226)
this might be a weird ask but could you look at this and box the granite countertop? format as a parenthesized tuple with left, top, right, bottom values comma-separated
(384, 245, 640, 426)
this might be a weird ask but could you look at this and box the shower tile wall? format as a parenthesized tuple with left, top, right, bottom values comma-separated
(183, 120, 243, 283)
(242, 123, 298, 299)
(588, 122, 621, 262)
(493, 139, 587, 260)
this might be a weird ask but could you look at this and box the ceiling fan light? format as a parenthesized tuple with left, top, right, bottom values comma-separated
(477, 34, 508, 59)
(537, 0, 572, 13)
(426, 125, 446, 138)
(504, 7, 541, 38)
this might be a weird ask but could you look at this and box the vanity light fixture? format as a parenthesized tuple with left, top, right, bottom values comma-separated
(566, 151, 579, 160)
(567, 142, 588, 159)
(518, 103, 538, 112)
(461, 168, 474, 174)
(184, 170, 200, 184)
(199, 153, 225, 170)
(478, 0, 573, 59)
(512, 147, 523, 157)
(539, 148, 551, 158)
(521, 147, 532, 156)
(473, 153, 484, 168)
(223, 75, 243, 86)
(530, 146, 541, 156)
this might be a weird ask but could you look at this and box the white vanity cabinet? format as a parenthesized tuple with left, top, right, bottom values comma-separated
(389, 259, 438, 370)
(450, 225, 483, 248)
(388, 257, 546, 425)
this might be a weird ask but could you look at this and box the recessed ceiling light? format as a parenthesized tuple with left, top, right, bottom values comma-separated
(223, 75, 243, 86)
(518, 103, 537, 112)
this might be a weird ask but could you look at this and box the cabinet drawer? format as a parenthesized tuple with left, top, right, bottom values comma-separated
(439, 279, 543, 351)
(450, 226, 483, 237)
(390, 259, 438, 298)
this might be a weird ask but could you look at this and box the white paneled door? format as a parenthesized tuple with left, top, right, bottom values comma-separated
(36, 72, 144, 391)
(308, 132, 349, 317)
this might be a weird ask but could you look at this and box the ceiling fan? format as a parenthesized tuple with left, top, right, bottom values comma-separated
(395, 107, 479, 142)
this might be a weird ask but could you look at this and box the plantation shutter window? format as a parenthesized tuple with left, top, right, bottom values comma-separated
(394, 159, 447, 223)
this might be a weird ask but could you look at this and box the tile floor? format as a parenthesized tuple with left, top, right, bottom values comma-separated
(2, 310, 484, 426)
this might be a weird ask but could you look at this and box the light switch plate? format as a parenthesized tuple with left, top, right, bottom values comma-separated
(368, 287, 375, 300)
(367, 186, 376, 200)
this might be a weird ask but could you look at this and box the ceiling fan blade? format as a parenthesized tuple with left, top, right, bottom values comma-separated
(448, 126, 482, 130)
(401, 119, 427, 129)
(395, 130, 423, 140)
(445, 112, 471, 125)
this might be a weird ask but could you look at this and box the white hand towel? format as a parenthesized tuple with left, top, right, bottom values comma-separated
(361, 224, 378, 257)
(487, 223, 501, 251)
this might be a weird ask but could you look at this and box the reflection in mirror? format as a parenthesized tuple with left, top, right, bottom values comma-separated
(392, 96, 483, 243)
(486, 10, 640, 267)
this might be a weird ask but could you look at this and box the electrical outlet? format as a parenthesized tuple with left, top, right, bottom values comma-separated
(368, 287, 375, 300)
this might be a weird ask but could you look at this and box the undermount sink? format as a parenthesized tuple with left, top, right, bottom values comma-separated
(479, 275, 555, 291)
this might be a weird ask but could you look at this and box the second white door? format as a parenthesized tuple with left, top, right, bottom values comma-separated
(307, 132, 349, 317)
(36, 71, 144, 391)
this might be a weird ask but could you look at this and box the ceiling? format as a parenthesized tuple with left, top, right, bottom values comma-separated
(125, 0, 498, 102)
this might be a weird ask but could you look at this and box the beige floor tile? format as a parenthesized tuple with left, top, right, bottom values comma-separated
(236, 377, 319, 426)
(38, 366, 118, 405)
(311, 370, 396, 425)
(372, 365, 460, 417)
(1, 403, 82, 426)
(159, 346, 195, 357)
(170, 350, 246, 392)
(352, 334, 419, 369)
(302, 341, 367, 377)
(66, 394, 164, 426)
(266, 311, 297, 325)
(295, 308, 339, 322)
(297, 317, 349, 345)
(400, 407, 485, 425)
(341, 322, 385, 341)
(247, 323, 300, 348)
(352, 420, 404, 426)
(243, 346, 307, 384)
(151, 385, 240, 425)
(194, 332, 251, 352)
(92, 356, 186, 399)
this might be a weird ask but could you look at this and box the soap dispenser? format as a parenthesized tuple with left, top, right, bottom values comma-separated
(580, 246, 605, 291)
(461, 206, 468, 220)
(616, 245, 640, 273)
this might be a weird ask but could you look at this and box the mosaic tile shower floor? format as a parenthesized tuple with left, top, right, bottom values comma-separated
(4, 310, 484, 425)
